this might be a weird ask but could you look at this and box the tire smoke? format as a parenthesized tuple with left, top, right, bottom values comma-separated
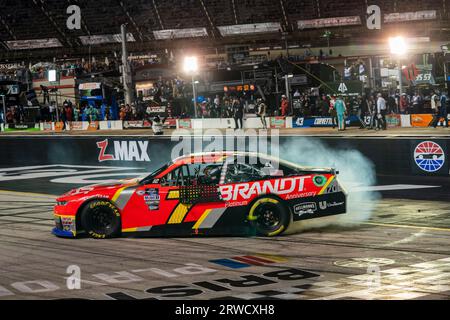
(279, 137, 380, 232)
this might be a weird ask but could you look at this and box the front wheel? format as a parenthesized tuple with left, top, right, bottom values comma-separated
(248, 197, 291, 237)
(80, 200, 121, 239)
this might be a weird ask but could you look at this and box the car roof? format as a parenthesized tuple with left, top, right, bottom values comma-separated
(172, 152, 266, 165)
(169, 152, 334, 172)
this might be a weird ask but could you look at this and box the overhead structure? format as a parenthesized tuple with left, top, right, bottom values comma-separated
(121, 24, 133, 105)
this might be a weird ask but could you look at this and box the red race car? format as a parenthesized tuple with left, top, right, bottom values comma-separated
(53, 152, 347, 238)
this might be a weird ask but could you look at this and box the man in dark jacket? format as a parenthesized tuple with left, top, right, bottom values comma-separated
(233, 98, 244, 130)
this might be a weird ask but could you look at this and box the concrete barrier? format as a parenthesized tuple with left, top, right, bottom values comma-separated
(0, 136, 448, 177)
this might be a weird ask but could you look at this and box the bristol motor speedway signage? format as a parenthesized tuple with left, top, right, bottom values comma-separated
(411, 140, 448, 176)
(293, 116, 361, 128)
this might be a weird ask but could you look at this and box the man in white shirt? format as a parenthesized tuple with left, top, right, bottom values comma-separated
(431, 91, 440, 112)
(376, 93, 387, 130)
(431, 91, 446, 128)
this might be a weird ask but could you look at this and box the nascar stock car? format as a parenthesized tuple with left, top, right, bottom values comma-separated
(53, 152, 347, 239)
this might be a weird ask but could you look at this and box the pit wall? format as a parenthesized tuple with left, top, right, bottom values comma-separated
(0, 136, 448, 177)
(1, 114, 448, 132)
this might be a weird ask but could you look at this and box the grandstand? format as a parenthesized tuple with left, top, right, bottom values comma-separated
(0, 0, 448, 59)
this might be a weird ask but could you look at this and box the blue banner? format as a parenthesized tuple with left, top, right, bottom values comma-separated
(292, 116, 361, 128)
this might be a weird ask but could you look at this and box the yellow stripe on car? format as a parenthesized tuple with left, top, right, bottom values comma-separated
(54, 214, 75, 218)
(168, 203, 192, 224)
(167, 190, 180, 200)
(318, 176, 335, 195)
(112, 186, 127, 202)
(122, 227, 138, 232)
(192, 209, 212, 229)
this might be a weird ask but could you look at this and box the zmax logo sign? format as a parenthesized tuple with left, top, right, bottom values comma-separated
(97, 139, 151, 162)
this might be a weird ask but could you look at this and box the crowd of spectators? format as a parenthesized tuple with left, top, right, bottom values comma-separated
(31, 58, 121, 80)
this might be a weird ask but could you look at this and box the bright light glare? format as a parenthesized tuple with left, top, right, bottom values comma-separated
(389, 36, 407, 55)
(183, 56, 198, 73)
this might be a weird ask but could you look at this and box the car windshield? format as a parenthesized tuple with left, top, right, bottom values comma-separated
(140, 162, 171, 184)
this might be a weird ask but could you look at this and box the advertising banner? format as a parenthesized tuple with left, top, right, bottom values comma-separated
(411, 114, 433, 127)
(123, 121, 143, 129)
(386, 114, 401, 128)
(293, 116, 361, 128)
(4, 123, 40, 132)
(70, 121, 88, 131)
(177, 119, 192, 129)
(123, 120, 152, 129)
(99, 121, 124, 131)
(163, 118, 177, 128)
(40, 122, 53, 131)
(411, 140, 448, 176)
(270, 117, 286, 129)
(87, 121, 99, 131)
(321, 81, 364, 96)
(400, 114, 412, 127)
(54, 122, 64, 132)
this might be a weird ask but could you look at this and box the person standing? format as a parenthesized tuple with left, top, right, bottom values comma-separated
(358, 95, 368, 129)
(387, 94, 398, 114)
(73, 105, 80, 122)
(257, 98, 267, 129)
(233, 98, 244, 129)
(431, 91, 440, 127)
(233, 98, 244, 130)
(281, 95, 289, 117)
(433, 92, 448, 128)
(214, 95, 221, 118)
(334, 95, 347, 131)
(366, 96, 376, 130)
(329, 95, 337, 129)
(399, 94, 408, 114)
(412, 92, 421, 114)
(319, 95, 330, 117)
(442, 93, 449, 128)
(376, 93, 387, 130)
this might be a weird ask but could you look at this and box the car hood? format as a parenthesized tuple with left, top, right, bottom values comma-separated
(59, 178, 141, 200)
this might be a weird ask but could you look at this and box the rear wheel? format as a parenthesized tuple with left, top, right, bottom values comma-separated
(80, 200, 121, 239)
(248, 197, 291, 237)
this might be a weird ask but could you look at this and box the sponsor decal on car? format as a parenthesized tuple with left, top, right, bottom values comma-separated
(318, 201, 345, 210)
(139, 188, 160, 210)
(293, 202, 317, 216)
(219, 176, 311, 201)
(313, 175, 327, 187)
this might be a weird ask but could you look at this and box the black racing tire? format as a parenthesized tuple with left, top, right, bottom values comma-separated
(248, 196, 291, 237)
(80, 200, 121, 239)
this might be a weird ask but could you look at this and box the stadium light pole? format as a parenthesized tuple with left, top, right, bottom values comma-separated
(184, 57, 199, 118)
(442, 44, 449, 95)
(389, 36, 408, 96)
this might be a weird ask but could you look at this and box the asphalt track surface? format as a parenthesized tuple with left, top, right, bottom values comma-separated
(0, 129, 450, 300)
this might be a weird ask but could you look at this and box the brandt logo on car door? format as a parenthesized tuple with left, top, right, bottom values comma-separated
(411, 140, 448, 176)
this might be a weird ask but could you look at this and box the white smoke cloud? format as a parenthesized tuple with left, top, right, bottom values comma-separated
(279, 137, 380, 232)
